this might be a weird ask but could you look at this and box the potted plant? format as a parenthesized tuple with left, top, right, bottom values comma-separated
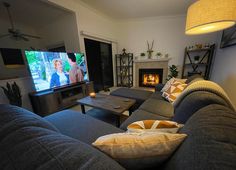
(167, 65, 178, 80)
(1, 82, 22, 107)
(140, 53, 146, 57)
(156, 52, 163, 58)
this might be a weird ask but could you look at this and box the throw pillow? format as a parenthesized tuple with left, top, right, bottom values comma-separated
(161, 77, 175, 92)
(161, 78, 187, 92)
(162, 80, 187, 103)
(92, 132, 187, 169)
(127, 120, 184, 133)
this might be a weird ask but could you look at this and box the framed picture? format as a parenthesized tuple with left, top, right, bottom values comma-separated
(220, 25, 236, 48)
(0, 48, 25, 68)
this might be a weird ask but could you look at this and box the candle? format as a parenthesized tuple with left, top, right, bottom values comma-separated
(89, 92, 96, 98)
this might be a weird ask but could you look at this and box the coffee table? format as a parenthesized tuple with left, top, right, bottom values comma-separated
(77, 93, 136, 127)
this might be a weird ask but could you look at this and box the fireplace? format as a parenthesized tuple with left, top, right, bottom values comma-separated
(139, 69, 163, 87)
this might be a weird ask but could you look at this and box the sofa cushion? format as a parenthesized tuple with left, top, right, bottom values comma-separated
(173, 91, 229, 124)
(155, 83, 165, 92)
(0, 105, 124, 170)
(110, 88, 153, 111)
(45, 109, 124, 144)
(150, 91, 165, 100)
(139, 98, 174, 118)
(0, 104, 59, 135)
(120, 109, 172, 130)
(110, 88, 153, 101)
(163, 104, 236, 170)
(0, 126, 124, 170)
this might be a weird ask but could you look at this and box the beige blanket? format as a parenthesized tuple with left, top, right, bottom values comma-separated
(173, 80, 236, 111)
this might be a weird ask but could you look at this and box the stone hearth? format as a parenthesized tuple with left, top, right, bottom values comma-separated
(133, 58, 170, 87)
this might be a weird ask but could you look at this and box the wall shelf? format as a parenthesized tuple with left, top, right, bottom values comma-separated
(182, 44, 215, 80)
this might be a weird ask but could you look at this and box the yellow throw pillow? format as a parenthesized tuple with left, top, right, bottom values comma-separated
(127, 120, 183, 133)
(162, 80, 187, 102)
(92, 132, 187, 169)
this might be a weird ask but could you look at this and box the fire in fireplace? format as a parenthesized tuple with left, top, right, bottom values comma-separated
(139, 69, 163, 87)
(143, 74, 160, 86)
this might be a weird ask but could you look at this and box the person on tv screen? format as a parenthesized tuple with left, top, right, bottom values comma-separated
(67, 53, 84, 83)
(50, 59, 69, 88)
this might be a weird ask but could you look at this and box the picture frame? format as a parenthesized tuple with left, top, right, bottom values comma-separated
(220, 25, 236, 48)
(0, 48, 25, 68)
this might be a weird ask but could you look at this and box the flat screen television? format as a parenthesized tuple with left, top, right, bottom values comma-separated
(25, 51, 87, 92)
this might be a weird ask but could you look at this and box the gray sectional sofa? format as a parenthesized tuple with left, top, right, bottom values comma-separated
(1, 77, 236, 169)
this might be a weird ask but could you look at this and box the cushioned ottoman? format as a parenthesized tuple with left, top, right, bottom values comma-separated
(110, 88, 153, 111)
(45, 109, 124, 144)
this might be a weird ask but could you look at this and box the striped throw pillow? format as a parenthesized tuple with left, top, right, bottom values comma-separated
(127, 120, 183, 133)
(162, 80, 187, 103)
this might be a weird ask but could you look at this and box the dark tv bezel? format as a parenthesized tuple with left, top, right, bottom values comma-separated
(24, 50, 87, 93)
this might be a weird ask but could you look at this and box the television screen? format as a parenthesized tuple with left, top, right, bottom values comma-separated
(25, 51, 87, 92)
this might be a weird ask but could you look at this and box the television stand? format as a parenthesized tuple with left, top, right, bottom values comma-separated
(29, 81, 94, 116)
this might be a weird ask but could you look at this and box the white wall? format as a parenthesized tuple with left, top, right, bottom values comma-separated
(211, 32, 236, 107)
(0, 5, 81, 80)
(46, 0, 118, 51)
(0, 18, 42, 50)
(0, 77, 34, 110)
(47, 0, 119, 84)
(116, 16, 218, 67)
(0, 8, 81, 110)
(38, 13, 80, 52)
(0, 18, 42, 79)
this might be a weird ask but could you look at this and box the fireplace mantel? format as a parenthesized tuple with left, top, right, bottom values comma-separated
(133, 58, 170, 87)
(134, 58, 171, 63)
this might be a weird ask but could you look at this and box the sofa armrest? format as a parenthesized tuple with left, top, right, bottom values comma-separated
(155, 83, 165, 92)
(173, 91, 229, 124)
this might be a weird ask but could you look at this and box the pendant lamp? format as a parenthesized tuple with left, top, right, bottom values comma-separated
(186, 0, 236, 35)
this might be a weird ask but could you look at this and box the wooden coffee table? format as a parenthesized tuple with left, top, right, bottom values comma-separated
(77, 93, 136, 126)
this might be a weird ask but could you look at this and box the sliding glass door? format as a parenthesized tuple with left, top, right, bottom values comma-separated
(84, 38, 114, 92)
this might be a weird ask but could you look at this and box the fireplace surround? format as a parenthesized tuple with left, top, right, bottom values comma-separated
(133, 58, 170, 87)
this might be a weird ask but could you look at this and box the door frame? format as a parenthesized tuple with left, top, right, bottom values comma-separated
(80, 32, 118, 86)
(84, 38, 114, 90)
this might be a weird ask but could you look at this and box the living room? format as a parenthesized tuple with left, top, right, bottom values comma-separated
(0, 0, 236, 170)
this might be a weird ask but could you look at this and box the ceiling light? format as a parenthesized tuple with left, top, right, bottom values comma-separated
(186, 0, 236, 35)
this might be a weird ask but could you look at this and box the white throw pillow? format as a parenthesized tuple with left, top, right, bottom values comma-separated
(92, 132, 187, 169)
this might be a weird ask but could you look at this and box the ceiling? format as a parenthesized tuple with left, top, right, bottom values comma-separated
(79, 0, 195, 19)
(0, 0, 72, 28)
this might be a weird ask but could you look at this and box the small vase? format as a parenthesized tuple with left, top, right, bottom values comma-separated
(147, 52, 153, 59)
